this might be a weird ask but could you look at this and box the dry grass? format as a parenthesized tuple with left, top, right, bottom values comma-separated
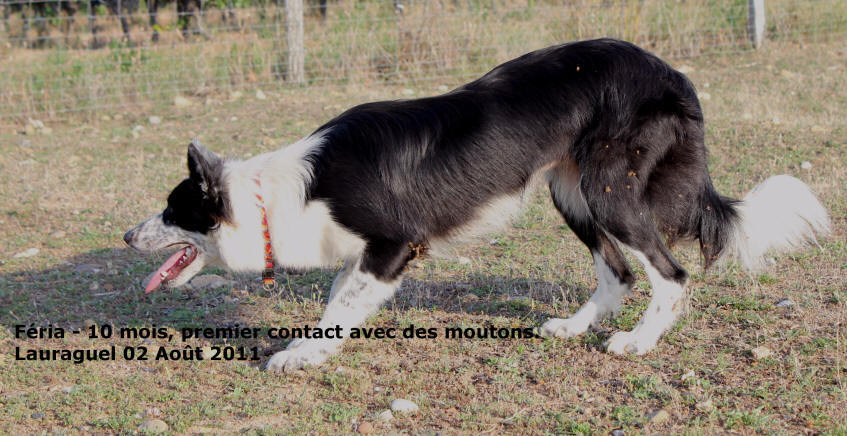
(1, 39, 846, 434)
(2, 0, 847, 116)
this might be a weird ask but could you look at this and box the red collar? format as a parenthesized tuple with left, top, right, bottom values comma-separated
(253, 177, 275, 290)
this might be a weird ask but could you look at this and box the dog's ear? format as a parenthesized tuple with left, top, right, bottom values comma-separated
(187, 139, 223, 198)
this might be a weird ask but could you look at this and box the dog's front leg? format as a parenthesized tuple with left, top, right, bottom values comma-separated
(266, 257, 401, 372)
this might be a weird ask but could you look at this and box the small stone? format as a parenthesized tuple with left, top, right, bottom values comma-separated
(148, 116, 161, 125)
(50, 230, 66, 239)
(695, 398, 714, 412)
(390, 398, 419, 414)
(611, 430, 626, 436)
(173, 96, 192, 107)
(133, 125, 144, 132)
(377, 410, 393, 422)
(677, 65, 694, 74)
(698, 92, 711, 101)
(373, 386, 383, 393)
(89, 282, 100, 292)
(32, 412, 45, 419)
(138, 418, 168, 433)
(188, 274, 233, 290)
(335, 366, 344, 373)
(402, 88, 414, 96)
(800, 161, 812, 170)
(437, 85, 449, 92)
(74, 264, 101, 274)
(681, 369, 695, 382)
(255, 89, 267, 100)
(648, 409, 670, 424)
(357, 422, 374, 434)
(775, 298, 795, 308)
(750, 346, 773, 360)
(230, 116, 238, 122)
(13, 248, 39, 258)
(61, 386, 75, 394)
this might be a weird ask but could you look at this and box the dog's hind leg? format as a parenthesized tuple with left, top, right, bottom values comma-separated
(541, 162, 635, 338)
(266, 240, 409, 372)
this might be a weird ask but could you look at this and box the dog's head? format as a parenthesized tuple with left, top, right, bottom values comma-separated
(124, 140, 233, 292)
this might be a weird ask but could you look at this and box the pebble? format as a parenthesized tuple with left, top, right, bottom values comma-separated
(377, 410, 393, 422)
(173, 96, 192, 107)
(13, 248, 39, 258)
(800, 161, 812, 170)
(695, 398, 714, 412)
(255, 89, 267, 100)
(50, 230, 66, 239)
(133, 125, 144, 132)
(390, 399, 419, 414)
(32, 412, 45, 419)
(698, 92, 711, 101)
(681, 369, 695, 382)
(402, 88, 414, 96)
(138, 418, 169, 433)
(61, 386, 75, 394)
(148, 116, 162, 125)
(437, 85, 449, 92)
(89, 282, 100, 292)
(73, 264, 101, 274)
(648, 409, 670, 424)
(357, 421, 374, 434)
(188, 274, 233, 290)
(611, 430, 626, 436)
(677, 65, 694, 74)
(775, 298, 795, 308)
(750, 346, 773, 360)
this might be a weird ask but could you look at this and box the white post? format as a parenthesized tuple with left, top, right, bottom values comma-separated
(286, 0, 305, 84)
(748, 0, 765, 48)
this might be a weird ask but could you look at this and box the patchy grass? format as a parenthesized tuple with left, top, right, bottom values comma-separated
(1, 40, 846, 434)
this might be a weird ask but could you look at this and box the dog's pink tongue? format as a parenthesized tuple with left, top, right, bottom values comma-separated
(145, 248, 188, 293)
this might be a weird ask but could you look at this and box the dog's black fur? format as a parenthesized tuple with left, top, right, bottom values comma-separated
(296, 39, 729, 285)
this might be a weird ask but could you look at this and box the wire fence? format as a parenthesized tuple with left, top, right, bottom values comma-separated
(1, 0, 845, 118)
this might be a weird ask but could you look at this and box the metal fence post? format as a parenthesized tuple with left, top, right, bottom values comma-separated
(748, 0, 765, 48)
(286, 0, 305, 84)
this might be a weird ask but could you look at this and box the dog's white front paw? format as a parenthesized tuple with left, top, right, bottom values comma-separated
(540, 317, 589, 338)
(605, 330, 655, 355)
(266, 342, 333, 372)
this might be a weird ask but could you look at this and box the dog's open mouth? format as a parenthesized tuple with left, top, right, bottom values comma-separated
(144, 245, 198, 293)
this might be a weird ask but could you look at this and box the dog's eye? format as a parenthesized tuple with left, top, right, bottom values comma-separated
(162, 207, 175, 225)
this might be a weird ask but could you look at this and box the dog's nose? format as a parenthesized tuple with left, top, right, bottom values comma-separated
(123, 229, 135, 246)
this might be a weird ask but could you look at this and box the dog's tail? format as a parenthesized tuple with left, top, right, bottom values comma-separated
(699, 175, 831, 272)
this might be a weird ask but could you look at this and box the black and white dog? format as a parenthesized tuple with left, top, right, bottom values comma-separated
(124, 39, 830, 371)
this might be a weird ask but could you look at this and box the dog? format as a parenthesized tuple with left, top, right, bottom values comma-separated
(124, 38, 831, 371)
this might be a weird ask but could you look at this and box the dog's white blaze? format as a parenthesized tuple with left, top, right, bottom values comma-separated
(605, 250, 687, 355)
(266, 258, 399, 371)
(725, 175, 831, 272)
(541, 251, 630, 338)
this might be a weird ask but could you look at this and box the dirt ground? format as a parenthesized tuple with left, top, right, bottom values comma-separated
(1, 39, 845, 434)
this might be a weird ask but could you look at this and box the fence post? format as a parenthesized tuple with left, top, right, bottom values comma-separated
(748, 0, 765, 48)
(285, 0, 305, 84)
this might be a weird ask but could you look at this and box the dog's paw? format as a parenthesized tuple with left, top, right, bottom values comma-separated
(266, 344, 331, 372)
(539, 317, 589, 338)
(605, 330, 655, 356)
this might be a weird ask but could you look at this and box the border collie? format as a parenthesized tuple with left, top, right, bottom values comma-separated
(124, 39, 830, 371)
